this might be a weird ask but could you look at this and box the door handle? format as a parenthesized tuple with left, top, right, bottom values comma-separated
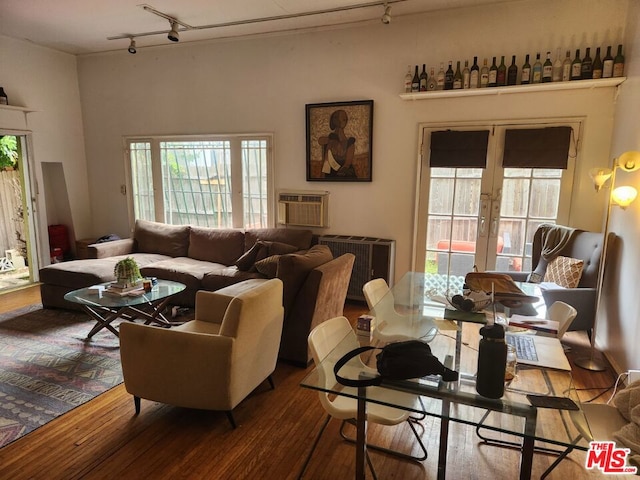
(490, 198, 501, 237)
(479, 194, 491, 237)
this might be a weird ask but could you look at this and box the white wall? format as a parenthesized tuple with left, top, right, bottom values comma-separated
(601, 0, 640, 373)
(77, 0, 628, 279)
(0, 34, 90, 267)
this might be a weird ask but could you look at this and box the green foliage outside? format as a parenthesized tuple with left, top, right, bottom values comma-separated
(0, 136, 18, 169)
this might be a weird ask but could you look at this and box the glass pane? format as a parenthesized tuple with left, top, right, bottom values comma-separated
(160, 140, 232, 227)
(501, 178, 530, 217)
(529, 178, 560, 218)
(453, 178, 481, 215)
(242, 139, 268, 228)
(429, 177, 454, 215)
(129, 142, 155, 221)
(426, 217, 451, 249)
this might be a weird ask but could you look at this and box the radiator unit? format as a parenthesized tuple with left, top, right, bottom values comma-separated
(277, 191, 329, 228)
(318, 235, 395, 301)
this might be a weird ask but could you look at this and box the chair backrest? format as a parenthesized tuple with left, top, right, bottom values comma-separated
(546, 301, 577, 338)
(362, 278, 390, 310)
(308, 316, 360, 414)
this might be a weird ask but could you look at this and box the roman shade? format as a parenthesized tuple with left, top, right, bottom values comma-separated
(503, 127, 572, 169)
(429, 130, 490, 168)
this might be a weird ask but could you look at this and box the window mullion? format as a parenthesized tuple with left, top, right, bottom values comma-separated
(230, 138, 243, 228)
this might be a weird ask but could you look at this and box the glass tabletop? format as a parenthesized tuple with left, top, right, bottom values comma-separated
(301, 272, 588, 451)
(64, 279, 186, 308)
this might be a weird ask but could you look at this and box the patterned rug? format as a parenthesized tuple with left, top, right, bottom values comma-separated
(0, 305, 123, 448)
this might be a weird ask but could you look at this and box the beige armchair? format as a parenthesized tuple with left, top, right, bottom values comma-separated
(119, 278, 284, 428)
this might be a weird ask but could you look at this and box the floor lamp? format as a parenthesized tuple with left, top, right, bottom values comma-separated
(576, 151, 640, 371)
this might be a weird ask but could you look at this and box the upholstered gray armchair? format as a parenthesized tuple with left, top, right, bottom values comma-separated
(495, 225, 613, 336)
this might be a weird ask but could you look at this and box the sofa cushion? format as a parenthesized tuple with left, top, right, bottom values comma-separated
(135, 220, 190, 257)
(39, 253, 170, 289)
(277, 245, 333, 314)
(188, 227, 245, 265)
(254, 255, 280, 278)
(245, 228, 313, 252)
(140, 257, 227, 291)
(235, 241, 266, 271)
(201, 267, 264, 291)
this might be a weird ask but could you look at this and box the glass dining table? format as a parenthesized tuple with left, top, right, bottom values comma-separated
(300, 272, 588, 480)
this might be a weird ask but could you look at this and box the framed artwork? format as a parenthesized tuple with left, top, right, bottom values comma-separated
(306, 100, 373, 182)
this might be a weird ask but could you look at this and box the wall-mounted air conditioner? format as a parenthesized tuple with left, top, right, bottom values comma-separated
(277, 191, 329, 228)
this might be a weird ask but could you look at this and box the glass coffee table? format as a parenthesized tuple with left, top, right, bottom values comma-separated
(64, 279, 186, 339)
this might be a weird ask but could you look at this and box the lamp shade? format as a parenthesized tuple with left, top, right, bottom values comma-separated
(612, 186, 638, 208)
(617, 151, 640, 172)
(589, 168, 613, 191)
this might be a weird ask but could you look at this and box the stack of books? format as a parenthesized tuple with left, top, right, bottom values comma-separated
(507, 314, 559, 335)
(104, 281, 144, 297)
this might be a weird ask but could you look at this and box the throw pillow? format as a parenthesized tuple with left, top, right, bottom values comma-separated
(235, 241, 267, 271)
(527, 272, 544, 283)
(254, 255, 280, 278)
(544, 256, 584, 288)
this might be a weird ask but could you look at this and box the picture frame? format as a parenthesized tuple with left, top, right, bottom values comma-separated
(305, 100, 373, 182)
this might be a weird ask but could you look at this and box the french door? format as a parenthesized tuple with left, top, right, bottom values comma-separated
(414, 120, 579, 289)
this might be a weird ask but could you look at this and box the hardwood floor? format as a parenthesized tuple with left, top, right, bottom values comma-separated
(0, 287, 626, 479)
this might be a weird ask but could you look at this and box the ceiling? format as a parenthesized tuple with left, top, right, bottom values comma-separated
(0, 0, 512, 55)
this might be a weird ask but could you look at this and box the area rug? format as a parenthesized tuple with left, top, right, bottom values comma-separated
(0, 304, 123, 448)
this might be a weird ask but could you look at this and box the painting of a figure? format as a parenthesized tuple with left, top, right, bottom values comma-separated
(306, 100, 373, 182)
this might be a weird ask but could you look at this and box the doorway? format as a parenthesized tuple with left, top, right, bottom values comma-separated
(414, 120, 580, 291)
(0, 133, 37, 293)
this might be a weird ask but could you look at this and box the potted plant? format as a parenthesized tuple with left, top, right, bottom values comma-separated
(113, 257, 142, 287)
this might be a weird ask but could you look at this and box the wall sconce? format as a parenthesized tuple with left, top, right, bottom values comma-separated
(589, 168, 613, 192)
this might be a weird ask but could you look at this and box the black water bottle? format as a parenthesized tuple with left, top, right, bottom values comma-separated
(476, 323, 507, 399)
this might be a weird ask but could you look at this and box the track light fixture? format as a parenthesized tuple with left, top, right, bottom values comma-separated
(128, 38, 137, 54)
(167, 21, 180, 42)
(381, 4, 391, 24)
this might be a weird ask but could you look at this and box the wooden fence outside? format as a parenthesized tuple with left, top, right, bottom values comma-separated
(0, 169, 24, 256)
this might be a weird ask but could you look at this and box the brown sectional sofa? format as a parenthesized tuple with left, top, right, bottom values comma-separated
(39, 220, 354, 366)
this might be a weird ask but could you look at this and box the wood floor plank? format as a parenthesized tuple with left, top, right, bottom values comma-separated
(0, 292, 630, 479)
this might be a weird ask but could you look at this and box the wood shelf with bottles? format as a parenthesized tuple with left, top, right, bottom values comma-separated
(399, 77, 625, 101)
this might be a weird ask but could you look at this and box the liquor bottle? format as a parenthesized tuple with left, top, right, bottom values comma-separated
(542, 51, 553, 82)
(436, 63, 446, 90)
(480, 58, 489, 87)
(419, 64, 428, 91)
(476, 324, 507, 399)
(427, 67, 437, 91)
(488, 56, 498, 87)
(444, 61, 454, 90)
(570, 49, 582, 80)
(592, 47, 603, 79)
(581, 47, 593, 79)
(0, 87, 7, 106)
(453, 61, 463, 89)
(462, 60, 470, 89)
(532, 53, 542, 83)
(470, 56, 480, 88)
(613, 44, 625, 77)
(403, 65, 413, 93)
(411, 65, 420, 92)
(552, 48, 563, 82)
(507, 55, 518, 85)
(562, 50, 572, 81)
(521, 54, 531, 84)
(603, 46, 614, 78)
(497, 56, 507, 86)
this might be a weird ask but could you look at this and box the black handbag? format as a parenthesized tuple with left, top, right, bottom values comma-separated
(333, 339, 459, 387)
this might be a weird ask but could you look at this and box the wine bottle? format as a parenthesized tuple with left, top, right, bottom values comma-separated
(592, 47, 603, 79)
(470, 56, 480, 88)
(411, 65, 420, 92)
(570, 49, 582, 80)
(437, 63, 446, 90)
(497, 56, 507, 86)
(507, 55, 518, 85)
(562, 50, 572, 81)
(444, 61, 454, 90)
(427, 67, 437, 91)
(613, 44, 625, 77)
(521, 54, 531, 84)
(462, 60, 470, 89)
(552, 48, 563, 82)
(542, 51, 553, 82)
(480, 58, 489, 87)
(403, 65, 412, 93)
(453, 61, 463, 89)
(603, 46, 614, 78)
(532, 53, 542, 83)
(488, 56, 498, 87)
(581, 47, 593, 79)
(419, 64, 428, 91)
